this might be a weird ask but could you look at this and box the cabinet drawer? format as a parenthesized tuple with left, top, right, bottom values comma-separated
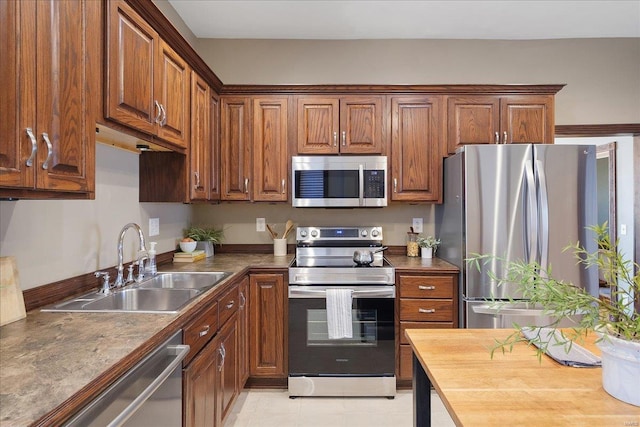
(400, 299, 453, 322)
(398, 275, 454, 298)
(219, 285, 239, 326)
(184, 301, 219, 365)
(399, 321, 454, 345)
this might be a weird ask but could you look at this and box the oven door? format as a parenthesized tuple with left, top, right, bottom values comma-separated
(288, 285, 395, 376)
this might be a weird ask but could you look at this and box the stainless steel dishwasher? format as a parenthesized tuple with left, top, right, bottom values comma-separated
(64, 330, 188, 426)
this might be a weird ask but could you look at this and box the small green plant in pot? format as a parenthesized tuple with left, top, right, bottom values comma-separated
(469, 223, 640, 406)
(183, 225, 224, 257)
(417, 235, 441, 259)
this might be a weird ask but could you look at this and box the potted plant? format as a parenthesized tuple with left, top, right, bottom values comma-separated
(470, 223, 640, 406)
(183, 225, 224, 257)
(417, 235, 441, 259)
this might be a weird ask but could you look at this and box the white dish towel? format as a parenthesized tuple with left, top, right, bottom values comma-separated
(326, 288, 353, 339)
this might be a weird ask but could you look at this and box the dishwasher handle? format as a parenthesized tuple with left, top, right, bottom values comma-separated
(107, 344, 190, 427)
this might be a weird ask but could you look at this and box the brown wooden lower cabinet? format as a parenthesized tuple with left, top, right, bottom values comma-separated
(183, 282, 240, 427)
(249, 273, 287, 379)
(238, 276, 250, 386)
(397, 272, 459, 381)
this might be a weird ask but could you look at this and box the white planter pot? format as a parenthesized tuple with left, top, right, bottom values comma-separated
(421, 247, 433, 259)
(596, 332, 640, 407)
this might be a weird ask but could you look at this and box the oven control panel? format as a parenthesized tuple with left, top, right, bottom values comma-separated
(296, 226, 383, 243)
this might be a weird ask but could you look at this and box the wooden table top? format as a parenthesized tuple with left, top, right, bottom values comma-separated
(405, 328, 640, 427)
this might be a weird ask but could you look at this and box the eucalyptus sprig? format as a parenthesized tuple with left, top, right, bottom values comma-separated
(468, 223, 639, 360)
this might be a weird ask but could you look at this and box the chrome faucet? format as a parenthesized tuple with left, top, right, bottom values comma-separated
(115, 223, 148, 287)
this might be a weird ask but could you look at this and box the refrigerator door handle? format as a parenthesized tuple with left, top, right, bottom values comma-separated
(535, 159, 550, 272)
(524, 161, 538, 264)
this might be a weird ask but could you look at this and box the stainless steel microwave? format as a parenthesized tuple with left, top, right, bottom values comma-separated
(291, 156, 387, 207)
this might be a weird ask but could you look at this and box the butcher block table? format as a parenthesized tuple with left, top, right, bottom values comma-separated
(405, 328, 640, 427)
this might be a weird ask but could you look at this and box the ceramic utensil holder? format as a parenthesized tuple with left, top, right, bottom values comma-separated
(274, 238, 287, 256)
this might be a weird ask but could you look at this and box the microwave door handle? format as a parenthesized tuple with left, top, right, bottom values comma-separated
(359, 164, 364, 206)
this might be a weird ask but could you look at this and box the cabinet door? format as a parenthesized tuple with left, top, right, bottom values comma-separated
(221, 97, 252, 200)
(296, 97, 339, 154)
(184, 334, 219, 427)
(0, 0, 35, 189)
(500, 95, 554, 145)
(156, 40, 189, 148)
(106, 0, 157, 134)
(339, 96, 384, 154)
(447, 95, 500, 154)
(190, 72, 211, 201)
(238, 277, 250, 386)
(253, 97, 288, 201)
(249, 273, 286, 377)
(217, 316, 239, 425)
(36, 0, 95, 193)
(390, 96, 443, 202)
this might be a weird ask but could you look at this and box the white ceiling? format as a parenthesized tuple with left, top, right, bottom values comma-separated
(167, 0, 640, 40)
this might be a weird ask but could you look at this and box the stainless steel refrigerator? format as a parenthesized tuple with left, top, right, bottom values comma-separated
(435, 144, 598, 328)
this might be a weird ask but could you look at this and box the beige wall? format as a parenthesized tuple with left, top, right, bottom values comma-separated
(195, 38, 640, 125)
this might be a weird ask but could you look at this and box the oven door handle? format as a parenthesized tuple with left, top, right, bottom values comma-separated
(288, 286, 395, 299)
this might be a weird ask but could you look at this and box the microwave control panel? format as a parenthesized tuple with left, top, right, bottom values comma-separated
(364, 170, 385, 198)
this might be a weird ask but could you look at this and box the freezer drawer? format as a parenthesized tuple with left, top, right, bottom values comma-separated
(465, 301, 582, 329)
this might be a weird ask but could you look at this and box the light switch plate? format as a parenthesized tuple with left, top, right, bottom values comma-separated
(256, 218, 266, 232)
(149, 218, 160, 236)
(412, 218, 423, 233)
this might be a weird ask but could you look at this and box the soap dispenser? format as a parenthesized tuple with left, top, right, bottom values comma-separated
(147, 242, 158, 275)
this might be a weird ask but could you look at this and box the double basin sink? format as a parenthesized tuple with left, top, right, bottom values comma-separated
(42, 272, 231, 314)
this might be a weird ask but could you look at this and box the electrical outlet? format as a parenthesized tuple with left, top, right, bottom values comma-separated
(412, 218, 423, 233)
(149, 218, 160, 236)
(620, 224, 627, 236)
(256, 218, 266, 232)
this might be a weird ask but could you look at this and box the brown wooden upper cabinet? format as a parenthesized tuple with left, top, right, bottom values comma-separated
(220, 96, 289, 202)
(296, 96, 385, 154)
(106, 0, 190, 149)
(390, 96, 444, 203)
(447, 94, 554, 155)
(189, 72, 213, 201)
(0, 0, 98, 199)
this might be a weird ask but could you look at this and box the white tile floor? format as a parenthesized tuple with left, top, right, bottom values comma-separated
(224, 389, 456, 426)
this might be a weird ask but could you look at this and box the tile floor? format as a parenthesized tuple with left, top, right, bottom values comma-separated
(224, 389, 456, 426)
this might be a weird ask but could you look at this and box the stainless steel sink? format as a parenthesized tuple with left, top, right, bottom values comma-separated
(42, 271, 231, 314)
(139, 272, 230, 291)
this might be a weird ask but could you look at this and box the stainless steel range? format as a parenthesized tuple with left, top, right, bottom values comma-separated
(288, 226, 396, 398)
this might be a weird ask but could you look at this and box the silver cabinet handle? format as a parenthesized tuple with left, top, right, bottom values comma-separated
(160, 103, 167, 126)
(25, 128, 37, 167)
(333, 131, 337, 147)
(494, 131, 499, 144)
(418, 285, 436, 290)
(281, 179, 286, 194)
(239, 291, 246, 309)
(154, 100, 162, 124)
(244, 178, 249, 193)
(225, 300, 235, 310)
(503, 131, 508, 144)
(218, 343, 226, 371)
(341, 130, 346, 146)
(418, 308, 436, 314)
(198, 325, 210, 337)
(41, 133, 53, 170)
(194, 171, 200, 189)
(393, 178, 398, 193)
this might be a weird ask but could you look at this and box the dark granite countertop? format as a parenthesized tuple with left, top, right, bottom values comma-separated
(0, 253, 456, 426)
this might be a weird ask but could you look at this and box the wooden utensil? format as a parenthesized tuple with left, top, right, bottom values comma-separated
(282, 220, 294, 239)
(266, 224, 278, 239)
(0, 257, 26, 326)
